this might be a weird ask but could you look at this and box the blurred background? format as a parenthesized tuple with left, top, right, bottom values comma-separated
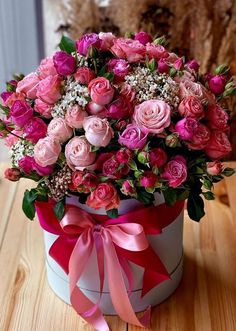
(0, 0, 236, 161)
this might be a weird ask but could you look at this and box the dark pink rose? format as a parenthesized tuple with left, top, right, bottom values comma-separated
(98, 32, 116, 50)
(208, 75, 226, 94)
(107, 96, 131, 119)
(173, 58, 183, 70)
(206, 161, 223, 176)
(115, 119, 128, 131)
(111, 38, 146, 63)
(76, 33, 101, 56)
(178, 96, 204, 119)
(24, 117, 47, 143)
(206, 104, 229, 131)
(140, 171, 158, 188)
(16, 72, 40, 99)
(4, 92, 25, 108)
(34, 162, 54, 176)
(53, 51, 76, 76)
(121, 180, 137, 197)
(108, 59, 130, 82)
(204, 131, 232, 159)
(102, 156, 126, 179)
(18, 156, 34, 174)
(10, 100, 34, 127)
(149, 148, 167, 167)
(34, 99, 52, 118)
(96, 152, 114, 171)
(88, 77, 114, 106)
(158, 58, 170, 73)
(146, 43, 168, 59)
(134, 32, 153, 45)
(118, 124, 147, 150)
(83, 172, 98, 190)
(187, 123, 210, 150)
(175, 117, 199, 141)
(4, 168, 21, 182)
(116, 148, 133, 164)
(0, 91, 13, 105)
(120, 83, 136, 102)
(36, 75, 62, 104)
(185, 60, 200, 72)
(74, 67, 95, 85)
(162, 155, 187, 188)
(38, 56, 57, 79)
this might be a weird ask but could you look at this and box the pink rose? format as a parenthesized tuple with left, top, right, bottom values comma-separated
(140, 171, 158, 188)
(120, 83, 136, 102)
(175, 117, 199, 141)
(135, 32, 153, 45)
(34, 99, 52, 118)
(121, 180, 137, 198)
(4, 92, 25, 108)
(204, 131, 232, 159)
(47, 117, 73, 143)
(34, 137, 61, 167)
(5, 129, 22, 147)
(16, 72, 40, 99)
(149, 148, 167, 167)
(4, 168, 21, 182)
(98, 32, 116, 50)
(102, 157, 124, 179)
(88, 77, 114, 106)
(36, 75, 62, 104)
(38, 56, 57, 79)
(208, 75, 226, 94)
(65, 136, 96, 170)
(83, 116, 113, 147)
(185, 59, 200, 72)
(179, 79, 204, 100)
(205, 104, 229, 131)
(158, 59, 170, 73)
(53, 51, 76, 76)
(108, 59, 130, 82)
(107, 96, 131, 119)
(86, 102, 107, 118)
(74, 67, 96, 85)
(206, 161, 223, 176)
(178, 96, 204, 119)
(162, 156, 187, 188)
(10, 100, 34, 127)
(133, 99, 171, 134)
(18, 155, 53, 176)
(118, 124, 147, 150)
(111, 38, 146, 63)
(65, 105, 88, 129)
(86, 183, 120, 211)
(76, 33, 101, 56)
(146, 43, 168, 59)
(116, 149, 133, 164)
(187, 123, 210, 150)
(1, 92, 14, 106)
(24, 117, 47, 143)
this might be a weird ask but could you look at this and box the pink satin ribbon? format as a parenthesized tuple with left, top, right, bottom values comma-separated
(36, 200, 184, 330)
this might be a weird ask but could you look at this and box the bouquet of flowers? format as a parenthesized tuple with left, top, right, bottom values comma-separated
(0, 31, 235, 222)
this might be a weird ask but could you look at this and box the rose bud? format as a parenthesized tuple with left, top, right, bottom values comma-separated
(53, 51, 76, 76)
(140, 171, 158, 188)
(115, 120, 128, 131)
(158, 58, 169, 73)
(74, 67, 95, 85)
(121, 180, 137, 198)
(134, 31, 153, 45)
(175, 117, 199, 141)
(206, 161, 223, 176)
(0, 91, 13, 105)
(70, 171, 84, 190)
(4, 168, 21, 181)
(137, 151, 149, 164)
(165, 133, 180, 148)
(76, 33, 101, 56)
(208, 75, 226, 94)
(24, 117, 47, 143)
(185, 59, 200, 72)
(173, 58, 183, 70)
(107, 96, 131, 119)
(149, 148, 167, 168)
(116, 149, 133, 164)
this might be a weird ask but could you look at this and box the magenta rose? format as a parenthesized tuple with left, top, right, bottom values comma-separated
(1, 91, 13, 105)
(204, 131, 232, 159)
(206, 161, 223, 176)
(76, 33, 101, 56)
(4, 92, 25, 108)
(178, 96, 204, 119)
(74, 67, 95, 85)
(83, 116, 113, 147)
(34, 99, 52, 118)
(37, 56, 57, 79)
(146, 43, 168, 59)
(18, 155, 53, 176)
(116, 148, 133, 164)
(179, 79, 204, 100)
(187, 123, 210, 150)
(53, 51, 76, 76)
(175, 117, 199, 141)
(96, 152, 114, 171)
(111, 38, 146, 63)
(118, 124, 147, 150)
(140, 171, 158, 188)
(108, 59, 130, 82)
(88, 77, 114, 106)
(134, 32, 153, 45)
(10, 100, 34, 127)
(36, 75, 62, 104)
(86, 102, 107, 118)
(107, 96, 131, 119)
(133, 99, 171, 134)
(162, 155, 187, 188)
(65, 136, 96, 170)
(24, 117, 47, 143)
(205, 104, 229, 131)
(121, 180, 137, 198)
(208, 75, 226, 94)
(16, 72, 40, 99)
(98, 32, 116, 50)
(65, 105, 88, 129)
(34, 137, 61, 167)
(185, 59, 200, 72)
(47, 117, 73, 143)
(158, 58, 170, 74)
(149, 148, 167, 168)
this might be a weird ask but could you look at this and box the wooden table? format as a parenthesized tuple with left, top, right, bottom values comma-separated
(0, 162, 236, 331)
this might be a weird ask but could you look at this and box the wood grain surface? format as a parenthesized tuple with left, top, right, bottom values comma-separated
(0, 162, 236, 331)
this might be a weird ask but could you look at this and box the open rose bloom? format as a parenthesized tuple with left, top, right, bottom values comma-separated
(1, 32, 235, 329)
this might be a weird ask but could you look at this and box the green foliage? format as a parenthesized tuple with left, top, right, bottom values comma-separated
(202, 191, 215, 200)
(187, 193, 205, 222)
(54, 200, 65, 221)
(59, 35, 76, 54)
(107, 208, 118, 219)
(222, 167, 235, 177)
(22, 186, 48, 221)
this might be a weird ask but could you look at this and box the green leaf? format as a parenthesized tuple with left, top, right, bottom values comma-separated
(202, 191, 215, 200)
(59, 35, 76, 54)
(145, 187, 155, 194)
(0, 104, 10, 116)
(99, 176, 110, 182)
(163, 189, 177, 206)
(98, 65, 107, 76)
(6, 82, 16, 92)
(22, 189, 36, 220)
(177, 190, 189, 200)
(54, 200, 65, 221)
(203, 178, 213, 190)
(107, 208, 118, 219)
(36, 186, 48, 202)
(137, 189, 154, 205)
(103, 72, 115, 82)
(128, 160, 138, 171)
(222, 167, 235, 177)
(187, 193, 205, 222)
(90, 145, 100, 152)
(212, 175, 224, 183)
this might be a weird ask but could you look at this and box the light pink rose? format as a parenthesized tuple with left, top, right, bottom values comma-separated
(16, 72, 40, 99)
(34, 137, 61, 167)
(162, 155, 187, 188)
(205, 104, 229, 131)
(65, 136, 96, 170)
(133, 99, 171, 134)
(83, 116, 113, 147)
(146, 43, 168, 59)
(36, 75, 62, 104)
(88, 77, 114, 106)
(206, 161, 223, 175)
(47, 117, 73, 143)
(111, 38, 146, 63)
(179, 79, 204, 100)
(86, 102, 107, 118)
(74, 67, 95, 85)
(174, 70, 195, 83)
(5, 129, 23, 147)
(34, 99, 52, 118)
(98, 32, 116, 50)
(38, 56, 57, 79)
(86, 183, 120, 210)
(178, 96, 204, 119)
(204, 131, 232, 159)
(65, 105, 88, 129)
(187, 123, 210, 150)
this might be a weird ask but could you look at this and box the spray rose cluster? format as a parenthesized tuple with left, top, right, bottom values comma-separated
(0, 32, 235, 221)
